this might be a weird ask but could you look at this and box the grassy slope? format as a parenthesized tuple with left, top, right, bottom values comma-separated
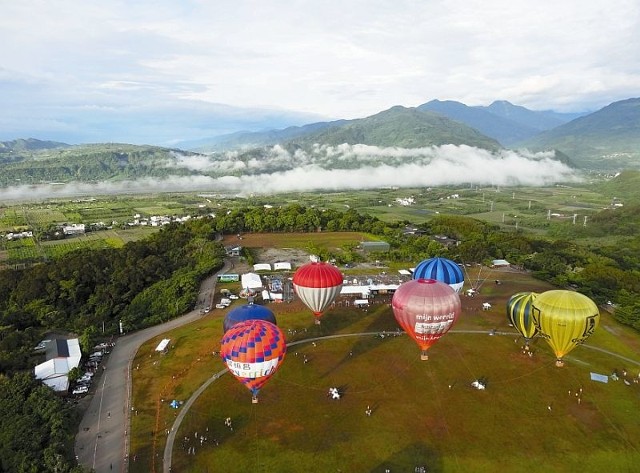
(129, 267, 640, 473)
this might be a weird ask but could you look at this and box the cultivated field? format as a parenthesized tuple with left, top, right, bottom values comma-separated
(0, 182, 618, 266)
(128, 258, 640, 473)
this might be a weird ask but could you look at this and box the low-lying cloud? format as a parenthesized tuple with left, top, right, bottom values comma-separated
(0, 144, 580, 201)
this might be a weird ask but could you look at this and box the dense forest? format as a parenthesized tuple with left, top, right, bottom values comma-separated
(1, 203, 640, 472)
(0, 144, 199, 186)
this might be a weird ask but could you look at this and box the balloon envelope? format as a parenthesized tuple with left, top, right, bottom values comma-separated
(412, 257, 464, 293)
(506, 292, 539, 345)
(531, 290, 599, 365)
(223, 303, 277, 333)
(220, 319, 286, 401)
(292, 262, 343, 322)
(392, 278, 461, 359)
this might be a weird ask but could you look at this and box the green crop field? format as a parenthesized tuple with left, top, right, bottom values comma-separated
(128, 262, 640, 473)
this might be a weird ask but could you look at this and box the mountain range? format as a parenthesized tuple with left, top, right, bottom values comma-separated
(185, 97, 639, 171)
(0, 97, 638, 198)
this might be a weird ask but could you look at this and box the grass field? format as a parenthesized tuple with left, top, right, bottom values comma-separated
(128, 265, 640, 473)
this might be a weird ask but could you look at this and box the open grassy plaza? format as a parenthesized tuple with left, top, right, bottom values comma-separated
(129, 266, 640, 473)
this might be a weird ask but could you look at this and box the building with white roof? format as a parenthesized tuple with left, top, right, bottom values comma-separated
(34, 338, 82, 392)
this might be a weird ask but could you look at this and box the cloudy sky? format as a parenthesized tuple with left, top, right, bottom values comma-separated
(1, 0, 639, 145)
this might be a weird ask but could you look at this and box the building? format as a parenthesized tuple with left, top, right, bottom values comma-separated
(218, 274, 240, 282)
(226, 245, 243, 256)
(62, 223, 86, 235)
(491, 259, 510, 267)
(34, 338, 82, 392)
(360, 241, 390, 253)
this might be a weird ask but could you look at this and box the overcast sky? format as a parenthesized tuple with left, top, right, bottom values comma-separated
(1, 0, 639, 144)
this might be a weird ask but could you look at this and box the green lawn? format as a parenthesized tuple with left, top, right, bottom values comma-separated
(129, 269, 640, 473)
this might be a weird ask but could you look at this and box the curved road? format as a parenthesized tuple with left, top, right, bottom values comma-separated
(75, 262, 231, 472)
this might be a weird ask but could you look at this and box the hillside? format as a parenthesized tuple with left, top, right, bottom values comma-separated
(594, 170, 640, 202)
(0, 138, 70, 155)
(282, 106, 502, 151)
(418, 100, 582, 146)
(518, 98, 640, 170)
(190, 120, 347, 152)
(0, 143, 201, 187)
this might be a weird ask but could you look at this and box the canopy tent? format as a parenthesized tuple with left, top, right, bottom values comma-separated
(155, 338, 171, 352)
(273, 262, 292, 270)
(241, 272, 263, 289)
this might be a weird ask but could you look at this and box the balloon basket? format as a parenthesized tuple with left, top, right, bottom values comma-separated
(420, 351, 429, 361)
(555, 359, 565, 367)
(314, 318, 321, 325)
(252, 396, 259, 404)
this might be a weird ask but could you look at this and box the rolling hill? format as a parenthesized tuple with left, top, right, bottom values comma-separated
(279, 105, 502, 151)
(518, 97, 640, 170)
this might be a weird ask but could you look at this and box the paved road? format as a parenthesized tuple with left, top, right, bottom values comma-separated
(75, 262, 231, 472)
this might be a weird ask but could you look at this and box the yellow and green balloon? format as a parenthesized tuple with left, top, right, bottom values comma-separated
(506, 292, 539, 349)
(531, 290, 599, 367)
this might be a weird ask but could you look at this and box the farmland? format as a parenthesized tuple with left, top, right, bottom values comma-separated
(0, 182, 618, 267)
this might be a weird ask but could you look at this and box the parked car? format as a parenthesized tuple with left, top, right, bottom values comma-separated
(72, 386, 89, 395)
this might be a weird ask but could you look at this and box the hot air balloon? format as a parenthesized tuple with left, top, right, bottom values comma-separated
(220, 319, 287, 403)
(223, 303, 277, 333)
(531, 290, 599, 367)
(392, 278, 461, 360)
(412, 257, 464, 293)
(506, 292, 539, 349)
(292, 261, 343, 324)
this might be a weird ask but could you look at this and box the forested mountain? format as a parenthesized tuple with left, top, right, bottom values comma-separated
(0, 138, 70, 153)
(191, 105, 502, 152)
(3, 98, 639, 187)
(518, 98, 640, 170)
(280, 106, 502, 151)
(0, 143, 203, 187)
(191, 120, 347, 152)
(417, 100, 581, 146)
(482, 100, 585, 130)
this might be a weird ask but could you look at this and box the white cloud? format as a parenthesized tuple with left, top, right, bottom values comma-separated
(0, 0, 638, 144)
(0, 145, 580, 201)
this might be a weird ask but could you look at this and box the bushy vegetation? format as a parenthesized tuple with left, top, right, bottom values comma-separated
(0, 372, 84, 473)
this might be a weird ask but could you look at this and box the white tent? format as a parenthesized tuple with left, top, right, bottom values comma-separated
(273, 262, 292, 270)
(253, 263, 271, 271)
(241, 272, 263, 289)
(155, 338, 171, 352)
(262, 290, 283, 301)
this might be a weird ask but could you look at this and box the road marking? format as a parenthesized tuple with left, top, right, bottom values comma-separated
(93, 373, 108, 470)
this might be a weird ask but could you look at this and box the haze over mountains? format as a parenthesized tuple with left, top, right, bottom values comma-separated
(0, 97, 638, 199)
